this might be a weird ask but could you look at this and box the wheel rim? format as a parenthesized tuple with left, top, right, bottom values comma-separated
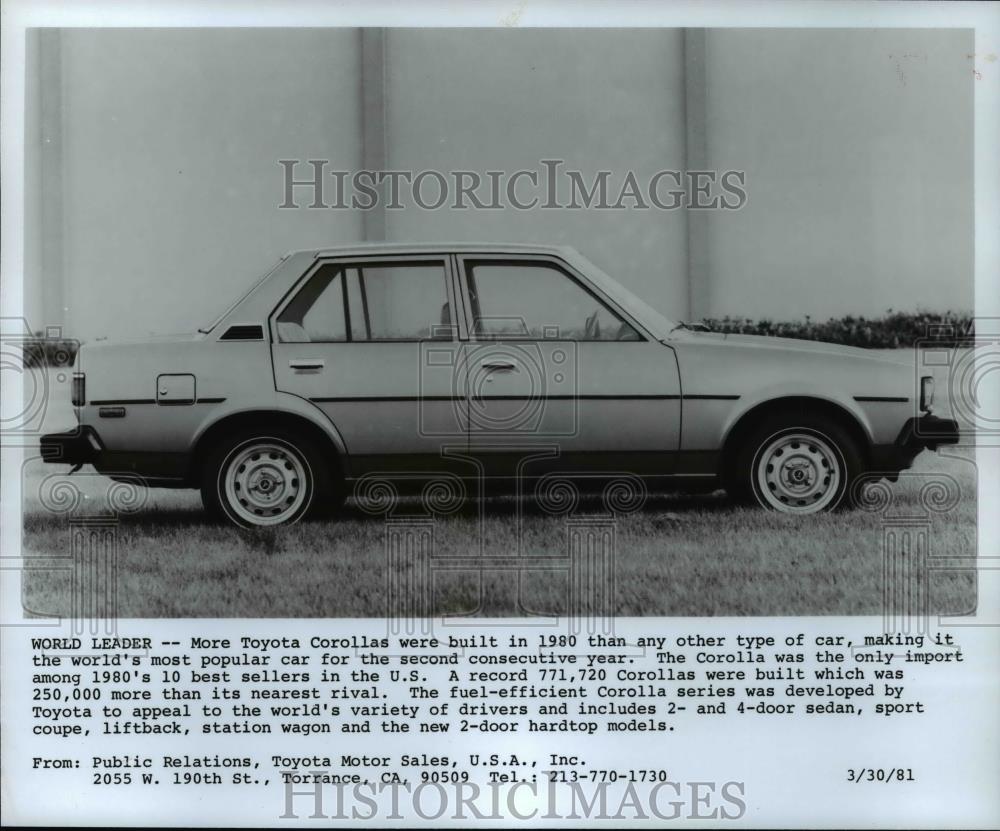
(754, 430, 842, 513)
(222, 440, 309, 526)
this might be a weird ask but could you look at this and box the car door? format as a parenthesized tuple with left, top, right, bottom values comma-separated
(455, 253, 681, 479)
(270, 254, 468, 476)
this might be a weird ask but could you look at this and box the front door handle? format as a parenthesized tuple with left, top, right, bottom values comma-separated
(289, 359, 325, 370)
(481, 359, 517, 372)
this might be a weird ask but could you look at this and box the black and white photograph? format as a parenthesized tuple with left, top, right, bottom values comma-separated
(2, 1, 998, 827)
(16, 23, 980, 618)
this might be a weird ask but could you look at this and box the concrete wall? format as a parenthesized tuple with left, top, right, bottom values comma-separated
(384, 28, 689, 317)
(28, 28, 363, 339)
(702, 29, 974, 321)
(23, 28, 973, 340)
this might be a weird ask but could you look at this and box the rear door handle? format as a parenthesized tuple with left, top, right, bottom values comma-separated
(481, 359, 517, 371)
(289, 359, 325, 370)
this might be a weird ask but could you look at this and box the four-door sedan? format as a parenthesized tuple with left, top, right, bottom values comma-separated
(41, 243, 959, 527)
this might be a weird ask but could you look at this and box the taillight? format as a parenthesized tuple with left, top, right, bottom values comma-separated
(72, 372, 86, 407)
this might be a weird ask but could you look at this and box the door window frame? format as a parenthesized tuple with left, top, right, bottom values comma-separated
(269, 254, 462, 344)
(455, 253, 651, 343)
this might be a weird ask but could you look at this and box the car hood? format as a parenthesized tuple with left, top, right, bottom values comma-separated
(668, 330, 911, 366)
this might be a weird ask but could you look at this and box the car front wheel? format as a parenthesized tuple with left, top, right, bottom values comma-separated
(732, 414, 862, 514)
(201, 429, 330, 527)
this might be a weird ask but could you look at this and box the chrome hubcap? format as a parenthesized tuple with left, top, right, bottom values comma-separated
(223, 441, 308, 525)
(756, 431, 841, 513)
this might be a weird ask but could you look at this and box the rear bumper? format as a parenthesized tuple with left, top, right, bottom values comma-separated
(870, 413, 960, 475)
(40, 427, 190, 485)
(40, 427, 103, 466)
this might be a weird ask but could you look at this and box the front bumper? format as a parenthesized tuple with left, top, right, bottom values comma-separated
(897, 413, 960, 450)
(40, 427, 103, 466)
(870, 413, 960, 476)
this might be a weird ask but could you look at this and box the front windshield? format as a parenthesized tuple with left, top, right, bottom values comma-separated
(197, 255, 287, 333)
(564, 249, 679, 338)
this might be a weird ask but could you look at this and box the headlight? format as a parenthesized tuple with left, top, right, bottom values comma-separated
(920, 376, 935, 412)
(72, 372, 86, 407)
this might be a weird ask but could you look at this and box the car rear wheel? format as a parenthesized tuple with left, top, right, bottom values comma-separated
(731, 414, 862, 514)
(201, 429, 332, 527)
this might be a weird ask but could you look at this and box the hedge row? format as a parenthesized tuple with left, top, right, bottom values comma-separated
(699, 311, 974, 349)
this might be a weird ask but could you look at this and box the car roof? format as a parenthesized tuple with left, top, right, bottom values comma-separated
(206, 242, 677, 338)
(297, 242, 578, 258)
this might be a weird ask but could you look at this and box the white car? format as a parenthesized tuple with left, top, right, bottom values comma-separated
(41, 243, 958, 527)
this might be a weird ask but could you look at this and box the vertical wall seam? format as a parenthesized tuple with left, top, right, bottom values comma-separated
(360, 27, 388, 242)
(683, 28, 709, 321)
(38, 28, 65, 331)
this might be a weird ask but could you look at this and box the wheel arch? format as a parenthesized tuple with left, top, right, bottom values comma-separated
(719, 396, 873, 481)
(188, 409, 346, 486)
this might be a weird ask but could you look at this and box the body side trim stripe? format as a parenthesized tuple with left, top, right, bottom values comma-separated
(309, 394, 738, 403)
(853, 396, 909, 403)
(88, 398, 227, 406)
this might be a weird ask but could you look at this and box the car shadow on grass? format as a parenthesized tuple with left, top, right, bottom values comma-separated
(23, 490, 730, 532)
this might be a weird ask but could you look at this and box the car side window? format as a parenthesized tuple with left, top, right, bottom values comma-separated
(465, 260, 641, 341)
(277, 264, 347, 342)
(344, 263, 450, 341)
(277, 260, 451, 342)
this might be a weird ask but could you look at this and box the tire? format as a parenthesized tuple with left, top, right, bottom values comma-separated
(200, 428, 335, 527)
(728, 413, 863, 514)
